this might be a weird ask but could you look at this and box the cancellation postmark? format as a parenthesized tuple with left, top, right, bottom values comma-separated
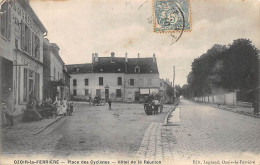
(153, 0, 191, 33)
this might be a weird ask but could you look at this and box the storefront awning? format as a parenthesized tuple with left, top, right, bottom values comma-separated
(140, 88, 150, 95)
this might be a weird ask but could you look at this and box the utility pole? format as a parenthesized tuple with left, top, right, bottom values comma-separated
(173, 65, 176, 102)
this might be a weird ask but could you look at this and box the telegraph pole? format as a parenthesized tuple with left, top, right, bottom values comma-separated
(173, 65, 176, 102)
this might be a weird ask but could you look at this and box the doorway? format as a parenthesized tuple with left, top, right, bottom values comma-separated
(105, 88, 109, 100)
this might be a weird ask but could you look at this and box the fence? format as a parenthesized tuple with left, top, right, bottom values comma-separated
(194, 92, 237, 106)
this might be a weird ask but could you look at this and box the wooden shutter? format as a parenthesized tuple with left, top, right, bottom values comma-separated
(21, 21, 25, 50)
(7, 5, 11, 40)
(32, 33, 35, 57)
(28, 29, 31, 55)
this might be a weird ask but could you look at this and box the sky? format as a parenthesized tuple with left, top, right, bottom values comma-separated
(30, 0, 260, 86)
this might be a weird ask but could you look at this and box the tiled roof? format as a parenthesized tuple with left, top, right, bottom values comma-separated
(126, 58, 158, 74)
(66, 63, 92, 74)
(93, 57, 126, 73)
(66, 57, 159, 74)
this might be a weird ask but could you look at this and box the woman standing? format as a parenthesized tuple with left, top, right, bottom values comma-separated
(61, 97, 68, 116)
(54, 98, 62, 116)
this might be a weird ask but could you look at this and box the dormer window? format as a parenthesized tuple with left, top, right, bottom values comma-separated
(135, 66, 140, 73)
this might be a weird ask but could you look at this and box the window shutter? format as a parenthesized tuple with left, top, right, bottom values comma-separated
(28, 29, 31, 55)
(134, 79, 137, 86)
(32, 33, 35, 57)
(21, 21, 25, 50)
(36, 37, 40, 60)
(7, 6, 11, 40)
(128, 79, 130, 85)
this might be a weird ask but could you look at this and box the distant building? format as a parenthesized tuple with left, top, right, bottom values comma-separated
(0, 0, 47, 125)
(66, 53, 160, 102)
(160, 79, 174, 104)
(43, 39, 71, 102)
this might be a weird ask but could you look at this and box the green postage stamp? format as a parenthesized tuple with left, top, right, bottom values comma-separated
(153, 0, 191, 33)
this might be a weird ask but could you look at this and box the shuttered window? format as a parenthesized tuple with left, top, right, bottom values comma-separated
(0, 2, 11, 39)
(130, 79, 134, 86)
(118, 77, 122, 85)
(99, 77, 103, 86)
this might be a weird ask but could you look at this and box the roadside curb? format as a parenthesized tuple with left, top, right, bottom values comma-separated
(34, 103, 79, 135)
(163, 102, 179, 126)
(194, 101, 260, 119)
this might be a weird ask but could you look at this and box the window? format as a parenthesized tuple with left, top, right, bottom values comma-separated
(130, 79, 134, 86)
(99, 77, 103, 86)
(0, 2, 11, 39)
(22, 24, 31, 54)
(96, 89, 101, 97)
(85, 79, 89, 86)
(54, 67, 56, 80)
(116, 89, 122, 98)
(73, 89, 77, 96)
(135, 66, 140, 73)
(32, 33, 40, 59)
(118, 77, 122, 85)
(73, 79, 77, 86)
(85, 89, 89, 96)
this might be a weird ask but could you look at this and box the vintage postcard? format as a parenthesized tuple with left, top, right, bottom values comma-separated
(0, 0, 260, 165)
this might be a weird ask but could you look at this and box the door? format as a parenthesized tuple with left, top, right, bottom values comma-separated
(135, 91, 140, 101)
(105, 88, 109, 100)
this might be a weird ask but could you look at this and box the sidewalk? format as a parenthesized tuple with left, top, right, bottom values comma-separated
(1, 104, 78, 138)
(195, 102, 260, 119)
(136, 103, 179, 161)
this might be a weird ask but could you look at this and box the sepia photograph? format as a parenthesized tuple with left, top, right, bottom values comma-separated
(0, 0, 259, 164)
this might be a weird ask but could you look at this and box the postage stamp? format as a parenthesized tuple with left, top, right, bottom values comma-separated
(153, 0, 191, 33)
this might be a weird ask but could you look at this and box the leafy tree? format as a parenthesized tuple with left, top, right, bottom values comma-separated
(185, 38, 259, 101)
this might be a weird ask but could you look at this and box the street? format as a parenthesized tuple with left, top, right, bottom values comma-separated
(1, 103, 172, 159)
(166, 100, 260, 162)
(1, 100, 260, 163)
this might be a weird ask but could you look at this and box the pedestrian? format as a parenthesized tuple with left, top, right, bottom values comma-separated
(152, 98, 159, 115)
(108, 99, 112, 110)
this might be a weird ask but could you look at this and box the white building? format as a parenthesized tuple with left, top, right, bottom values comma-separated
(66, 53, 160, 102)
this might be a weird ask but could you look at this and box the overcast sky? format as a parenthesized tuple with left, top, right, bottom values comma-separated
(30, 0, 260, 86)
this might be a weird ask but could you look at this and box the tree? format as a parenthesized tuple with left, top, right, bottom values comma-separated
(185, 38, 259, 101)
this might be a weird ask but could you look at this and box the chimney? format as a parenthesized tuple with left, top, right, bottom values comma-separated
(111, 52, 115, 63)
(138, 53, 140, 58)
(95, 53, 98, 62)
(92, 53, 95, 63)
(125, 53, 128, 62)
(153, 53, 156, 63)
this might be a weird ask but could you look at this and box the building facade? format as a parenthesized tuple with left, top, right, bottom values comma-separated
(0, 0, 47, 125)
(43, 38, 71, 102)
(159, 79, 174, 104)
(66, 53, 160, 102)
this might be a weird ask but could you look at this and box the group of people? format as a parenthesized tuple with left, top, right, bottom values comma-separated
(144, 95, 164, 115)
(44, 96, 74, 117)
(24, 93, 74, 122)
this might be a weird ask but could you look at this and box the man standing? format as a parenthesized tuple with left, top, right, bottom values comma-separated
(108, 99, 112, 110)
